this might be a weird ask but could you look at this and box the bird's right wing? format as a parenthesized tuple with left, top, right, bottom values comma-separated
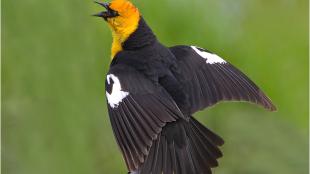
(170, 45, 276, 114)
(105, 64, 185, 172)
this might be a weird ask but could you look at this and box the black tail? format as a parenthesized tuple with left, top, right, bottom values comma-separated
(131, 117, 224, 174)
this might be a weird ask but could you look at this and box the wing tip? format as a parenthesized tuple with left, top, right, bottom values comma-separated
(258, 90, 277, 112)
(266, 104, 277, 112)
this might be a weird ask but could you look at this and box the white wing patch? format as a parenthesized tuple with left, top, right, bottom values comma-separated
(191, 46, 227, 64)
(106, 74, 129, 108)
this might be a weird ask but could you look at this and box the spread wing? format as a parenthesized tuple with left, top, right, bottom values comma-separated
(170, 45, 276, 114)
(105, 64, 185, 172)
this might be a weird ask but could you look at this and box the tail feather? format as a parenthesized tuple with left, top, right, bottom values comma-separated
(186, 118, 224, 170)
(131, 117, 223, 174)
(190, 118, 224, 146)
(189, 118, 223, 159)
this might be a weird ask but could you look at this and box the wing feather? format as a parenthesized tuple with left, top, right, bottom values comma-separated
(106, 64, 185, 171)
(170, 45, 276, 113)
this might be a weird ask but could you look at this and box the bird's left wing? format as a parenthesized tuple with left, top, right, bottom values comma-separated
(105, 64, 184, 172)
(170, 45, 276, 114)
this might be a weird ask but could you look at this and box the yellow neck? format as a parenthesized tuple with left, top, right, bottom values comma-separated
(111, 32, 123, 59)
(109, 15, 140, 59)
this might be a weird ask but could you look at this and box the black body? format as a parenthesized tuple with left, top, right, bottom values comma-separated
(112, 18, 191, 115)
(105, 17, 276, 174)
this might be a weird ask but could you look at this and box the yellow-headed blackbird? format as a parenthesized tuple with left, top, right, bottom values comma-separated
(94, 0, 276, 173)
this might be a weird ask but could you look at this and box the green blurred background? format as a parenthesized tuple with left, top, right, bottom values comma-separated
(2, 0, 309, 174)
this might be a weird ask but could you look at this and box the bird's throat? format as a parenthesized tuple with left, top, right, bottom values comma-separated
(109, 16, 140, 59)
(111, 32, 124, 59)
(109, 17, 157, 59)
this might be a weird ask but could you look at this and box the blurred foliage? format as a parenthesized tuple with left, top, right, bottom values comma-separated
(2, 0, 308, 174)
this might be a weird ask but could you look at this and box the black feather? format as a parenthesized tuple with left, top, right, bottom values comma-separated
(169, 45, 277, 112)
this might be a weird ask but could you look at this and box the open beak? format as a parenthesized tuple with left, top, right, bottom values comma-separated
(93, 1, 119, 20)
(94, 1, 110, 10)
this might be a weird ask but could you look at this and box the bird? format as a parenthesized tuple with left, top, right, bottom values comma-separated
(93, 0, 276, 173)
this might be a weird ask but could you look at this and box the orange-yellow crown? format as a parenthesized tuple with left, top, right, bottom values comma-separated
(109, 0, 139, 17)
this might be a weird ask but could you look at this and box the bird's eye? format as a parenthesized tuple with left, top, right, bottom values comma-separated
(109, 9, 119, 17)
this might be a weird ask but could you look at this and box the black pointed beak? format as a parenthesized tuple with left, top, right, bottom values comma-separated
(92, 12, 105, 18)
(93, 1, 119, 20)
(94, 1, 109, 9)
(93, 1, 109, 18)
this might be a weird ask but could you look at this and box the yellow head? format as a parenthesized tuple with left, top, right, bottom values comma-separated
(94, 0, 140, 58)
